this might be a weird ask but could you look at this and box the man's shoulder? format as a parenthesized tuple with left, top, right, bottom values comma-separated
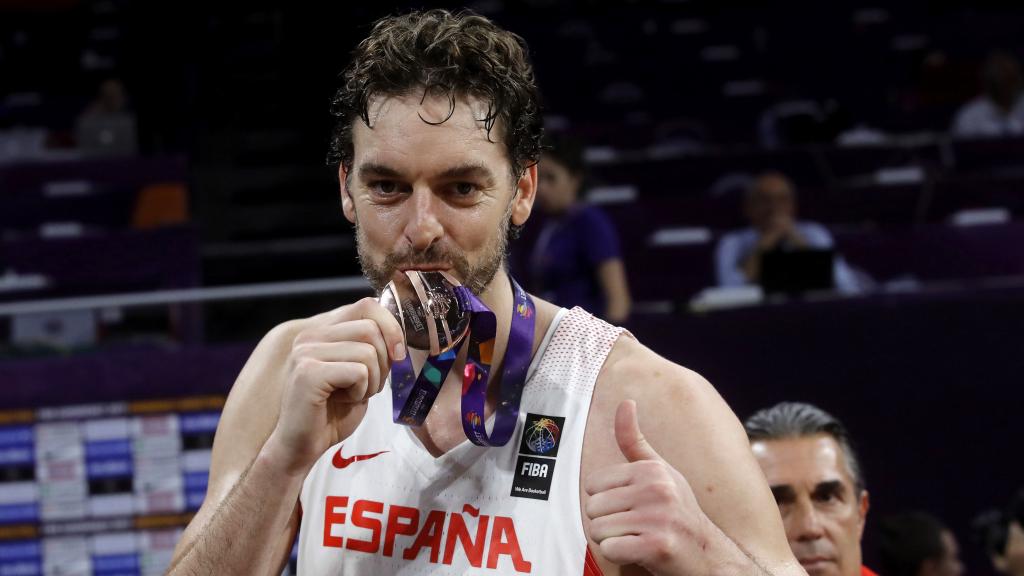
(593, 334, 710, 418)
(581, 334, 757, 502)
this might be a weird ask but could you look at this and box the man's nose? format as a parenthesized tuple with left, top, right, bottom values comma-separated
(788, 500, 826, 542)
(403, 188, 444, 251)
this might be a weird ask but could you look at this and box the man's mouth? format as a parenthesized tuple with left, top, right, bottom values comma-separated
(398, 265, 450, 272)
(798, 556, 835, 570)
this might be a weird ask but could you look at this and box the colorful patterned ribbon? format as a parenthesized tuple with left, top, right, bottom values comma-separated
(390, 277, 536, 447)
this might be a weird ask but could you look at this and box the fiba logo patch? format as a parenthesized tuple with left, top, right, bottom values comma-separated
(512, 413, 564, 500)
(525, 418, 559, 454)
(519, 413, 565, 458)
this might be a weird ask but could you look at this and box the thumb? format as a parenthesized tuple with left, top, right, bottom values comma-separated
(615, 399, 661, 463)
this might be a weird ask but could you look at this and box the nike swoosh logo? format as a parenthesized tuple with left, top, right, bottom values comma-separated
(332, 445, 389, 469)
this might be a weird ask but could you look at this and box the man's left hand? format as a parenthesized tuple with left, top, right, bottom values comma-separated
(585, 400, 748, 576)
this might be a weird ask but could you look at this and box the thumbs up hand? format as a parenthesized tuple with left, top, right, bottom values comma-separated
(585, 400, 736, 576)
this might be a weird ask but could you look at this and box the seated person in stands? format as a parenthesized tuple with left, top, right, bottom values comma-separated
(529, 133, 631, 323)
(715, 171, 860, 293)
(75, 77, 138, 157)
(952, 50, 1024, 138)
(878, 511, 964, 576)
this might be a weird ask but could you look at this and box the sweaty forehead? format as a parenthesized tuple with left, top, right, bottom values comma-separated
(352, 92, 509, 174)
(752, 434, 854, 491)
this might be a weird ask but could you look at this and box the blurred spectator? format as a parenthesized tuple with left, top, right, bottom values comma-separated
(878, 511, 964, 576)
(744, 402, 876, 576)
(75, 77, 138, 157)
(529, 133, 631, 323)
(952, 50, 1024, 138)
(975, 489, 1024, 576)
(973, 509, 1010, 573)
(715, 171, 862, 294)
(1004, 491, 1024, 576)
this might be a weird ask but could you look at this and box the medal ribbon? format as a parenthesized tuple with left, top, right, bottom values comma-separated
(390, 277, 536, 447)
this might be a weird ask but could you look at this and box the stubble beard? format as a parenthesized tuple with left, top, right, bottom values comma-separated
(354, 202, 512, 297)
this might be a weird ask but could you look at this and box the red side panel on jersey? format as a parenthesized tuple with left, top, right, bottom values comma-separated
(583, 546, 604, 576)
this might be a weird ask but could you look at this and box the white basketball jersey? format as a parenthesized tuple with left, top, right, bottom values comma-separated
(297, 307, 624, 575)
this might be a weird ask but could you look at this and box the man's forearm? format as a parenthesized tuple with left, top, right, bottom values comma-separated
(664, 519, 802, 576)
(707, 537, 806, 576)
(167, 443, 304, 575)
(697, 533, 771, 576)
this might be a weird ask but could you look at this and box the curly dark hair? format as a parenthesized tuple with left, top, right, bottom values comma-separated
(327, 9, 543, 180)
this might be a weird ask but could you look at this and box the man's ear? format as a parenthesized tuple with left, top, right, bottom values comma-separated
(511, 163, 538, 227)
(340, 164, 356, 224)
(857, 489, 871, 540)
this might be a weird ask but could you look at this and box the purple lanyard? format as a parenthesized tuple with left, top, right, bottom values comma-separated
(390, 277, 536, 447)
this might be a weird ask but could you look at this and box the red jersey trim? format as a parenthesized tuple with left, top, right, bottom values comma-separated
(584, 546, 604, 576)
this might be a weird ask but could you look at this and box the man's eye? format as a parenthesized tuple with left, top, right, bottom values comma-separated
(454, 182, 476, 196)
(371, 181, 397, 195)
